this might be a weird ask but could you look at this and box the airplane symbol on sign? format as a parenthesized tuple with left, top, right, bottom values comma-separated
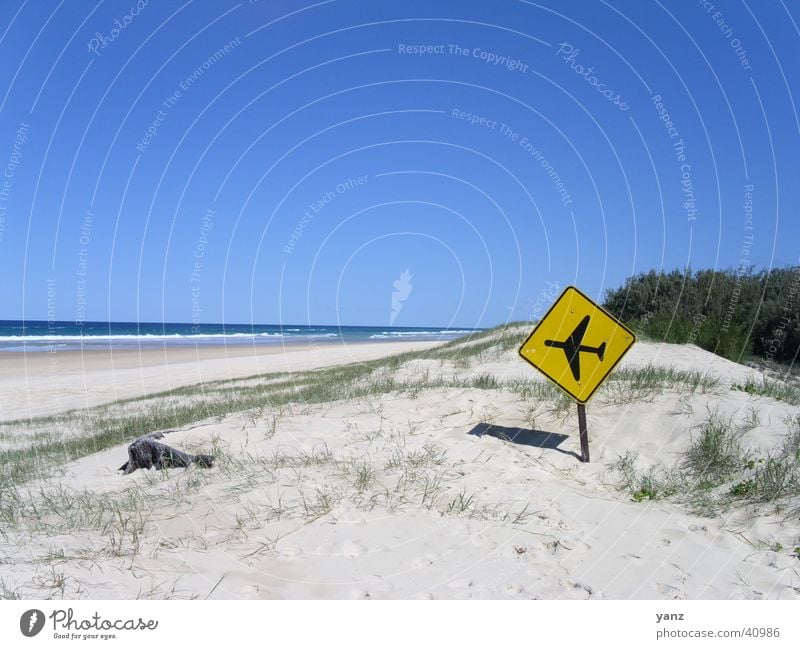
(543, 315, 607, 382)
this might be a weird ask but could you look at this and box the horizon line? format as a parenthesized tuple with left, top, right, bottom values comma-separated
(0, 318, 488, 330)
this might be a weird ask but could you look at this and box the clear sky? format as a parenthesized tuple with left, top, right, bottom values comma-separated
(0, 0, 797, 328)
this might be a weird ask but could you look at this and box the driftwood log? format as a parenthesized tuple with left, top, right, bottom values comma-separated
(118, 432, 214, 474)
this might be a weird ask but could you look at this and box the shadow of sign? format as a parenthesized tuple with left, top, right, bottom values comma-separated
(467, 423, 581, 460)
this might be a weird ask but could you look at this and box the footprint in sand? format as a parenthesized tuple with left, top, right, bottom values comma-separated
(276, 546, 304, 561)
(655, 582, 683, 598)
(315, 540, 366, 557)
(410, 553, 438, 569)
(338, 540, 366, 557)
(543, 518, 569, 531)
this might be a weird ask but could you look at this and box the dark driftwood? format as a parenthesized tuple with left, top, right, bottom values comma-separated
(118, 433, 214, 474)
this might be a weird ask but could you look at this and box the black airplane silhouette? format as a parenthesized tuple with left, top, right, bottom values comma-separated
(543, 315, 607, 382)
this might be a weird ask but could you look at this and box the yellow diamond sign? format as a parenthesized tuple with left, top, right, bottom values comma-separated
(519, 286, 636, 404)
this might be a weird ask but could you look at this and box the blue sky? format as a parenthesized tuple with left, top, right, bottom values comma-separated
(0, 0, 797, 328)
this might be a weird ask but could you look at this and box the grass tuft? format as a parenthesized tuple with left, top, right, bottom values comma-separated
(683, 412, 744, 486)
(615, 451, 682, 502)
(603, 365, 719, 404)
(616, 412, 800, 516)
(732, 377, 800, 405)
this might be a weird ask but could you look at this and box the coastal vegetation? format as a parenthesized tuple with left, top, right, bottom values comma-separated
(1, 320, 796, 514)
(615, 412, 800, 516)
(2, 318, 799, 598)
(603, 265, 800, 365)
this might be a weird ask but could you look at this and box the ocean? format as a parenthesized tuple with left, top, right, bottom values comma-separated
(0, 320, 480, 352)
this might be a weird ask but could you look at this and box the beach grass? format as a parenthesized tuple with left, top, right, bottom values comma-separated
(0, 325, 538, 572)
(3, 324, 800, 598)
(614, 451, 683, 502)
(614, 411, 800, 515)
(602, 365, 719, 404)
(3, 321, 799, 528)
(683, 411, 744, 486)
(0, 348, 746, 495)
(731, 377, 800, 405)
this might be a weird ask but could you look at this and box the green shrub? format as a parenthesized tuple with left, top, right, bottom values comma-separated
(603, 266, 800, 364)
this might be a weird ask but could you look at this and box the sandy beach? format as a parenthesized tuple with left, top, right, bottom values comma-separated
(0, 340, 441, 421)
(1, 327, 798, 599)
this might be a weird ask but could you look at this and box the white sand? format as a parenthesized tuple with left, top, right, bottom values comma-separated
(0, 341, 440, 421)
(1, 336, 798, 599)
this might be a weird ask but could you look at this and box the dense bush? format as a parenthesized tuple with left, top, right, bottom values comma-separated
(603, 266, 800, 364)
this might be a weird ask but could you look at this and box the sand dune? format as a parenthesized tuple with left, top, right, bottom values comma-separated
(1, 329, 798, 599)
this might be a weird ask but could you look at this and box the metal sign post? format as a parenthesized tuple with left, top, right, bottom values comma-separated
(577, 403, 589, 463)
(518, 286, 637, 463)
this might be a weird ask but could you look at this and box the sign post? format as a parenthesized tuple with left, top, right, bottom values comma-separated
(518, 286, 636, 462)
(577, 403, 589, 463)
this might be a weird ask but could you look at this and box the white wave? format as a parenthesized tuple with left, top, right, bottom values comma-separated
(368, 329, 475, 339)
(0, 332, 286, 342)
